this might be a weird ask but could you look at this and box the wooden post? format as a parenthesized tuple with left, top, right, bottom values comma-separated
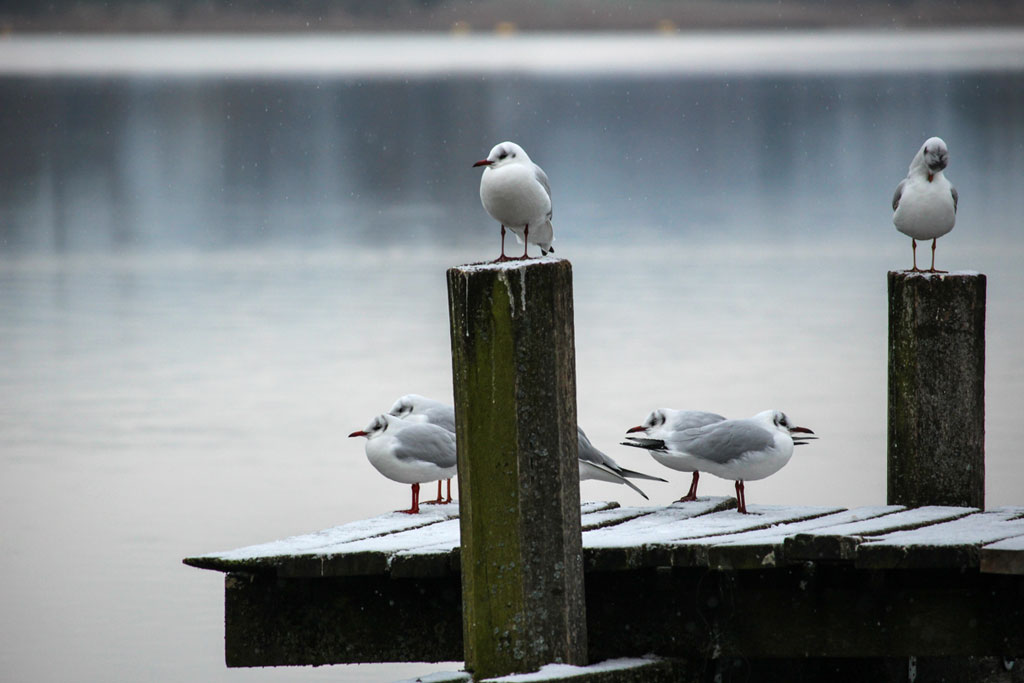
(447, 258, 587, 679)
(887, 271, 986, 508)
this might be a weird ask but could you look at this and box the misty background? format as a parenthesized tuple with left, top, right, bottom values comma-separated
(1, 6, 1023, 683)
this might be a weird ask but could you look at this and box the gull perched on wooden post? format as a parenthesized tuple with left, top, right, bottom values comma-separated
(621, 410, 816, 514)
(473, 141, 554, 261)
(348, 414, 457, 514)
(892, 136, 958, 273)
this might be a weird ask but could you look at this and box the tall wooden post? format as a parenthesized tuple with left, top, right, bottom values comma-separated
(887, 271, 986, 508)
(447, 258, 587, 679)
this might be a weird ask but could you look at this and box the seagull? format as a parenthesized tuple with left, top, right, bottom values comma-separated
(348, 414, 457, 514)
(390, 394, 664, 499)
(892, 136, 958, 273)
(389, 394, 456, 503)
(624, 408, 727, 502)
(621, 410, 816, 514)
(473, 141, 554, 261)
(577, 426, 667, 500)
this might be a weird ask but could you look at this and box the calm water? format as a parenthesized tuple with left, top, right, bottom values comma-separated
(1, 32, 1023, 683)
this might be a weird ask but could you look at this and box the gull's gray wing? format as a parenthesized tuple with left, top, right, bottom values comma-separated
(393, 423, 457, 469)
(580, 460, 649, 500)
(892, 178, 906, 211)
(951, 184, 959, 212)
(534, 164, 553, 220)
(669, 419, 774, 465)
(669, 411, 727, 431)
(425, 404, 456, 433)
(579, 426, 668, 482)
(578, 426, 616, 468)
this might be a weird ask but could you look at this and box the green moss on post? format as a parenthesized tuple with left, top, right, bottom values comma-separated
(447, 258, 587, 679)
(887, 271, 986, 508)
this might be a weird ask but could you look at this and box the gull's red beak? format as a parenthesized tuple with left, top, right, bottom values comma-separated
(348, 430, 367, 438)
(625, 425, 645, 434)
(790, 426, 814, 434)
(473, 159, 492, 167)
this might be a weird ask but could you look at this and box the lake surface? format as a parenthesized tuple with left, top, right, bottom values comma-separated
(1, 31, 1022, 683)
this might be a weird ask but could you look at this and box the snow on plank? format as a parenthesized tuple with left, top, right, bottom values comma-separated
(700, 506, 903, 570)
(582, 497, 733, 570)
(583, 501, 834, 570)
(785, 505, 973, 561)
(182, 503, 460, 574)
(581, 504, 661, 531)
(658, 505, 846, 568)
(980, 534, 1024, 575)
(857, 506, 1024, 569)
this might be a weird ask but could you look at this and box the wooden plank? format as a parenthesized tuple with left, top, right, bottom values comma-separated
(581, 498, 734, 570)
(785, 505, 972, 561)
(702, 506, 903, 570)
(980, 533, 1024, 575)
(857, 506, 1024, 569)
(183, 504, 459, 573)
(660, 505, 846, 568)
(581, 505, 660, 531)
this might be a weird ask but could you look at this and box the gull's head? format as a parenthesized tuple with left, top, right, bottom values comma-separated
(755, 410, 815, 439)
(473, 141, 529, 169)
(348, 414, 391, 439)
(388, 394, 429, 419)
(921, 137, 950, 176)
(626, 408, 668, 434)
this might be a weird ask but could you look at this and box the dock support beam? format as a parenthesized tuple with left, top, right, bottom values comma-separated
(447, 258, 587, 679)
(887, 271, 986, 508)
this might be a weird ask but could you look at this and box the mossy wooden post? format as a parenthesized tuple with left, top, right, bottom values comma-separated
(447, 258, 587, 679)
(888, 271, 986, 508)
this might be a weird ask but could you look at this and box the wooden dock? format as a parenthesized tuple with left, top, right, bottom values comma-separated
(184, 497, 1024, 672)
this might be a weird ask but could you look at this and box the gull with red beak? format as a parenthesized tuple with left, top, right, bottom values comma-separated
(348, 414, 457, 514)
(892, 136, 958, 272)
(622, 410, 816, 514)
(473, 141, 554, 261)
(624, 408, 727, 502)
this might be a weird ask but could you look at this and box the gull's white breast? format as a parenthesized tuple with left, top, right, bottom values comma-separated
(894, 175, 956, 241)
(480, 163, 551, 229)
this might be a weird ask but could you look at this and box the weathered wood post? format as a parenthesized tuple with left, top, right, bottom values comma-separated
(447, 258, 587, 679)
(888, 271, 986, 508)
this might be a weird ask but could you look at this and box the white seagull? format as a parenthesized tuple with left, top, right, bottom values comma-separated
(389, 394, 456, 503)
(390, 393, 664, 499)
(348, 414, 457, 514)
(621, 410, 816, 514)
(473, 141, 554, 261)
(624, 408, 727, 502)
(892, 136, 958, 273)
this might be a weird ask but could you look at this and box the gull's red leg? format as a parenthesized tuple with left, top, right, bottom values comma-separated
(735, 480, 747, 514)
(400, 482, 421, 514)
(676, 472, 699, 502)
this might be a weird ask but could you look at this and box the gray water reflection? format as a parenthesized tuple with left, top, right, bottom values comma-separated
(2, 73, 1022, 253)
(1, 57, 1023, 683)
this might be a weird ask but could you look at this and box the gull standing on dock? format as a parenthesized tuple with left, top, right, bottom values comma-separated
(389, 394, 456, 503)
(348, 414, 457, 514)
(390, 393, 665, 499)
(473, 141, 554, 261)
(621, 410, 816, 514)
(892, 136, 958, 272)
(625, 408, 727, 502)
